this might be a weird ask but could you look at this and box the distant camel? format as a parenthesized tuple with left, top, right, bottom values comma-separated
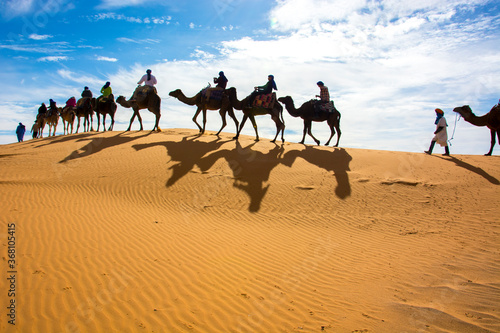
(116, 85, 161, 131)
(278, 96, 341, 147)
(93, 96, 117, 131)
(60, 106, 76, 135)
(45, 107, 60, 137)
(35, 114, 46, 138)
(75, 97, 94, 133)
(225, 87, 285, 143)
(169, 88, 239, 136)
(454, 104, 500, 156)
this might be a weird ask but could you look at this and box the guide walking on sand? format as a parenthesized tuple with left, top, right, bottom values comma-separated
(16, 123, 26, 142)
(425, 108, 450, 156)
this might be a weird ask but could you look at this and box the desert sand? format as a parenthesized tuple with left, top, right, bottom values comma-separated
(1, 129, 499, 332)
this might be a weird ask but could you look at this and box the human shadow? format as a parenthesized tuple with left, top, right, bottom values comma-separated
(435, 155, 499, 185)
(199, 141, 285, 212)
(132, 135, 232, 187)
(59, 131, 152, 163)
(283, 146, 352, 199)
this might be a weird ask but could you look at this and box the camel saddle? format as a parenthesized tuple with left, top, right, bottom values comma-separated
(314, 100, 337, 113)
(253, 92, 276, 109)
(201, 87, 224, 101)
(132, 85, 156, 103)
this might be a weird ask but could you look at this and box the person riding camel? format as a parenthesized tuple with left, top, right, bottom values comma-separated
(81, 86, 93, 98)
(65, 97, 77, 110)
(314, 81, 330, 117)
(248, 74, 277, 106)
(137, 69, 157, 87)
(98, 81, 113, 104)
(131, 69, 158, 102)
(38, 103, 47, 116)
(316, 81, 330, 104)
(205, 71, 228, 102)
(47, 99, 58, 117)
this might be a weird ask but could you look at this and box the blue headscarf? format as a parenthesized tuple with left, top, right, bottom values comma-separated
(268, 75, 277, 90)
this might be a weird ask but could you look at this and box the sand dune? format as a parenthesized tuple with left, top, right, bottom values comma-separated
(1, 129, 499, 332)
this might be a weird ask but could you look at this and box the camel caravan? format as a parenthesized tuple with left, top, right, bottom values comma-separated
(29, 69, 500, 155)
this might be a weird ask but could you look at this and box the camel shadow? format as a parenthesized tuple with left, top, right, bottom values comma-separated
(199, 141, 285, 212)
(132, 135, 232, 187)
(436, 156, 499, 185)
(59, 131, 152, 163)
(35, 132, 98, 148)
(283, 146, 352, 199)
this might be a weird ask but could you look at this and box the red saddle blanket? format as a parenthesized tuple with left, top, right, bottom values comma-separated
(253, 93, 276, 108)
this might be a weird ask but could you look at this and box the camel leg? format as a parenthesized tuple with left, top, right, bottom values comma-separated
(216, 109, 228, 136)
(228, 107, 239, 134)
(486, 129, 496, 156)
(192, 107, 203, 133)
(89, 114, 94, 132)
(127, 112, 136, 131)
(325, 119, 336, 146)
(234, 115, 248, 140)
(333, 122, 341, 147)
(103, 114, 107, 132)
(270, 114, 283, 143)
(153, 112, 161, 132)
(299, 121, 308, 144)
(108, 113, 114, 131)
(96, 113, 101, 132)
(249, 115, 259, 141)
(306, 121, 320, 145)
(201, 108, 207, 134)
(137, 110, 144, 131)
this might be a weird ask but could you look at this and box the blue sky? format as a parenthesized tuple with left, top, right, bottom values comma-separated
(1, 0, 500, 154)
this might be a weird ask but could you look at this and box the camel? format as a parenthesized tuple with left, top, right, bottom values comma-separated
(225, 87, 285, 143)
(169, 88, 239, 136)
(34, 114, 46, 138)
(278, 96, 341, 147)
(116, 85, 161, 132)
(92, 96, 117, 131)
(45, 107, 60, 137)
(453, 104, 500, 156)
(60, 106, 76, 135)
(75, 97, 94, 133)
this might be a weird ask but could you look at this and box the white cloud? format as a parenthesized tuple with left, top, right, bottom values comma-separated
(28, 33, 53, 40)
(37, 56, 68, 62)
(97, 56, 118, 62)
(0, 0, 34, 18)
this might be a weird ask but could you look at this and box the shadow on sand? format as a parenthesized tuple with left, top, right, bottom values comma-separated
(133, 136, 352, 212)
(59, 131, 152, 163)
(436, 155, 499, 185)
(283, 146, 352, 199)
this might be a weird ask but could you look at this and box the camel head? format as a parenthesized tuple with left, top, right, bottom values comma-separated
(453, 105, 473, 119)
(116, 95, 128, 106)
(278, 96, 293, 105)
(168, 89, 182, 98)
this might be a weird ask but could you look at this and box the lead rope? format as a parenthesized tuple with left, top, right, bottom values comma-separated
(448, 112, 461, 147)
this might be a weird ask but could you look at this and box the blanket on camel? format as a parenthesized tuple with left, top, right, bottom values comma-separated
(253, 92, 276, 109)
(314, 100, 337, 113)
(201, 87, 224, 101)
